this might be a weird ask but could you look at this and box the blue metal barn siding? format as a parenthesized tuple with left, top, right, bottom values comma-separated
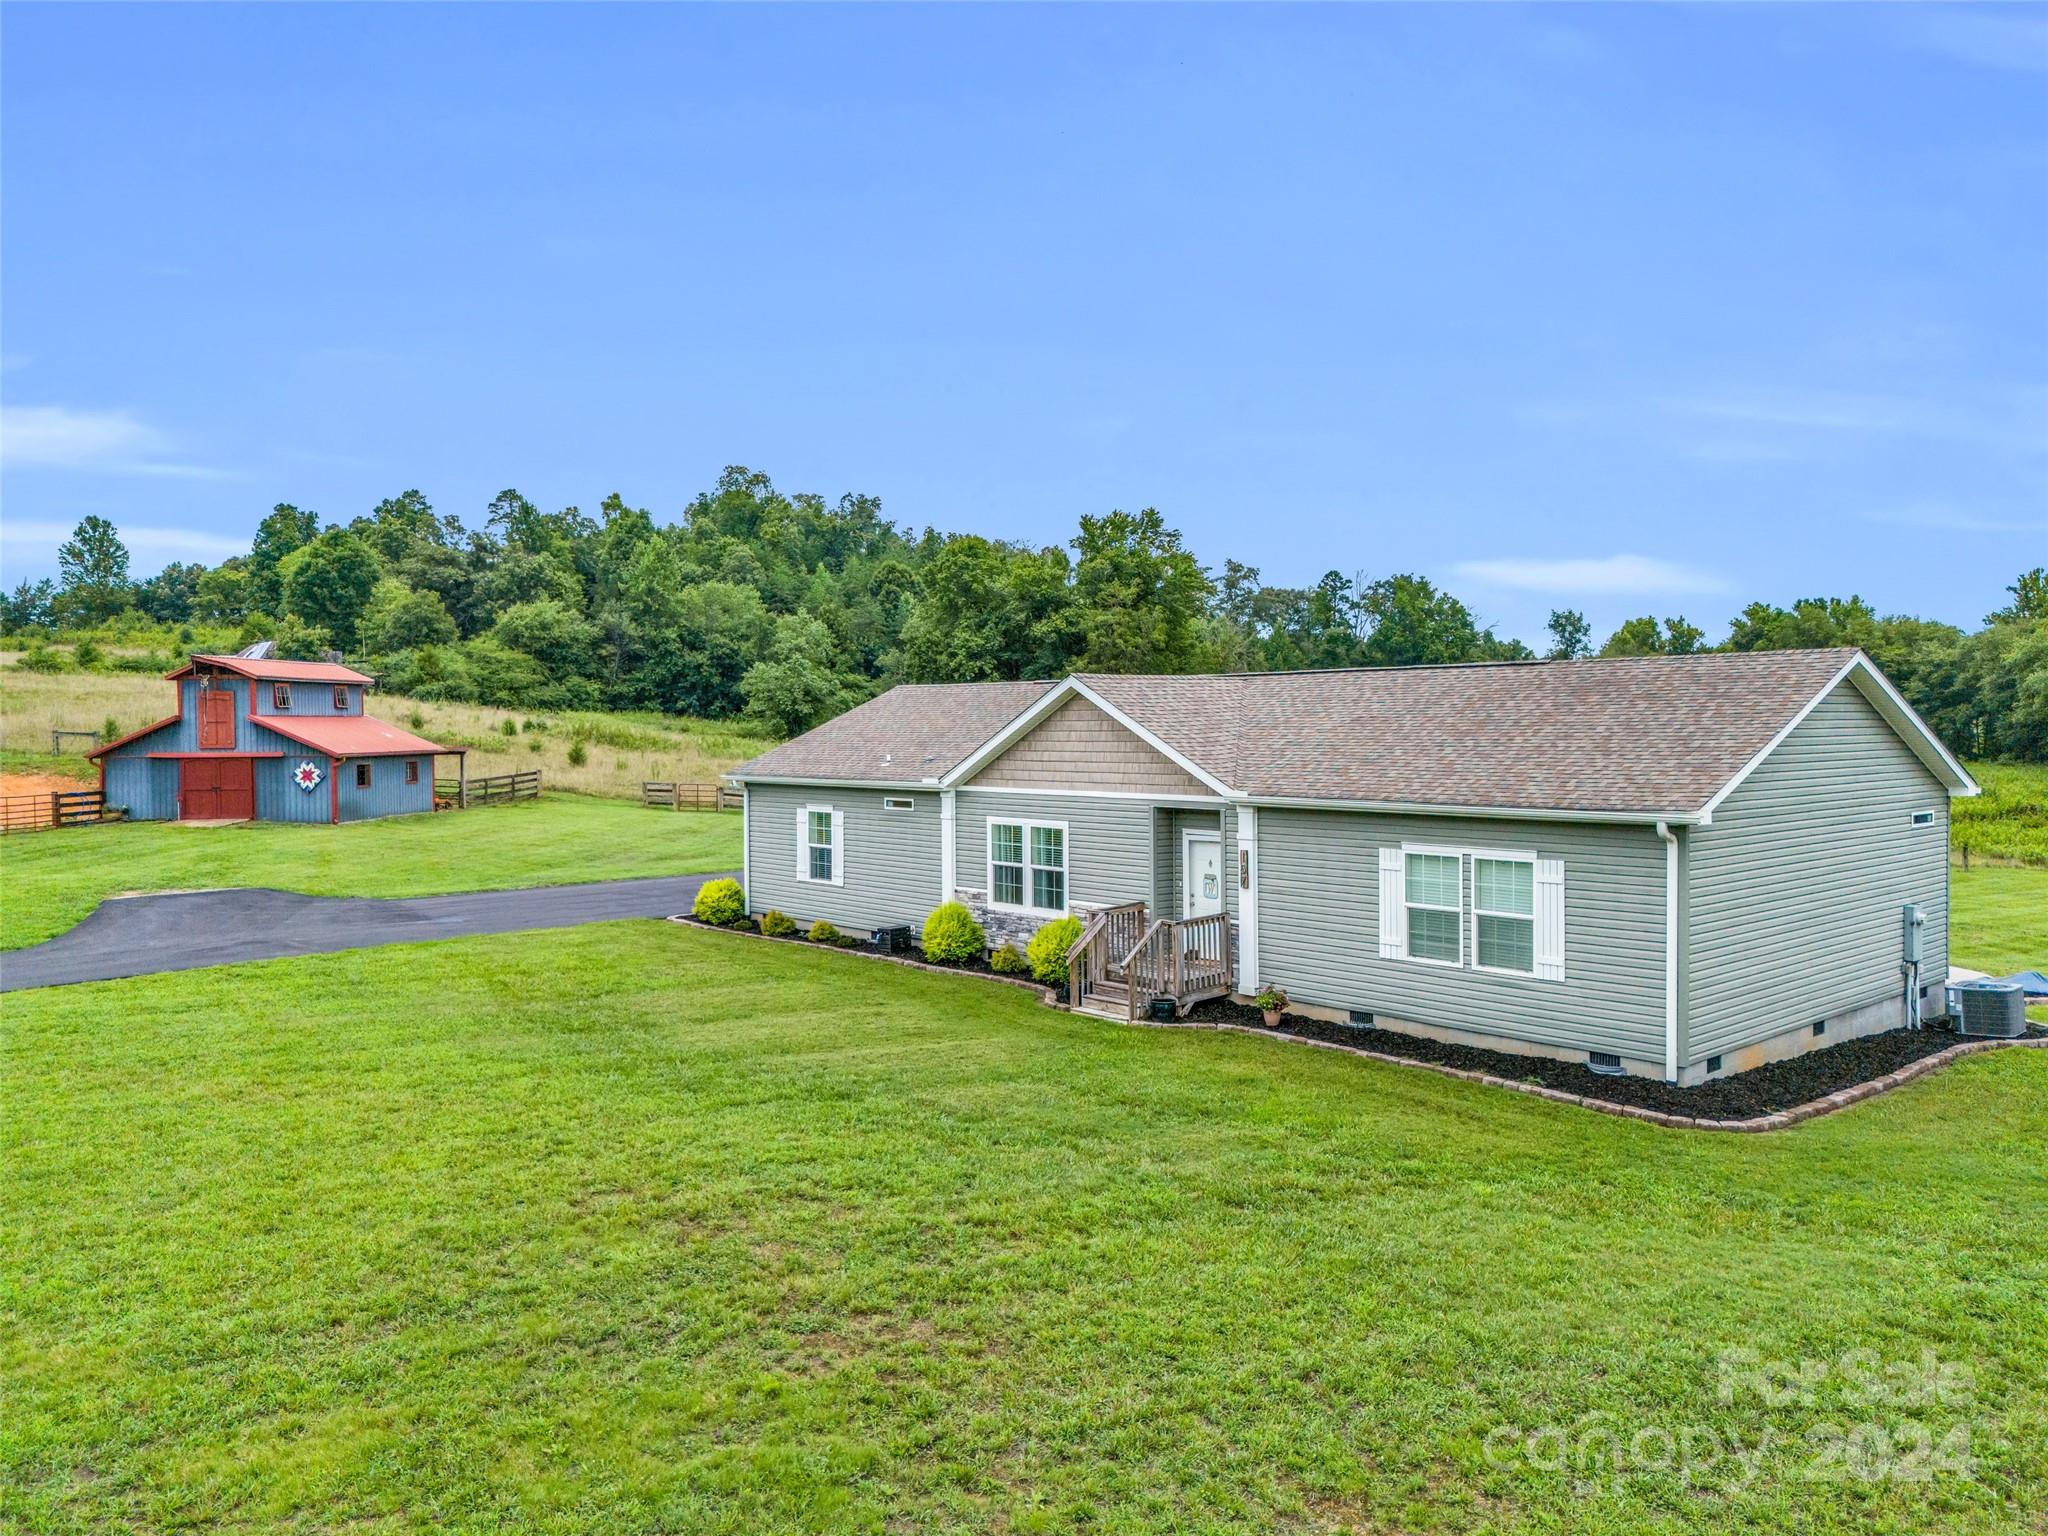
(254, 753, 339, 824)
(250, 680, 362, 720)
(162, 678, 277, 753)
(100, 731, 181, 820)
(335, 757, 435, 822)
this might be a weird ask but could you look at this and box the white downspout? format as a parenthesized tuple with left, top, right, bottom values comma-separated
(1235, 803, 1259, 994)
(1657, 820, 1679, 1082)
(740, 782, 751, 912)
(940, 789, 957, 903)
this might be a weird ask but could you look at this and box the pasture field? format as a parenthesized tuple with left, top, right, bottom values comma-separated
(4, 922, 2045, 1534)
(0, 661, 777, 800)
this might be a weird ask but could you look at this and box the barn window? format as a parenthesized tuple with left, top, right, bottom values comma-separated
(356, 762, 372, 788)
(273, 683, 292, 710)
(404, 760, 419, 785)
(333, 685, 349, 710)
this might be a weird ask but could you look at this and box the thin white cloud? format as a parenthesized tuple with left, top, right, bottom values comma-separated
(1861, 505, 2048, 536)
(1452, 554, 1731, 596)
(1906, 9, 2048, 74)
(0, 516, 248, 563)
(0, 404, 230, 479)
(1664, 387, 2046, 455)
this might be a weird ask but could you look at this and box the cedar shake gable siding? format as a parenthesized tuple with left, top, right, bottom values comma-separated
(966, 695, 1216, 798)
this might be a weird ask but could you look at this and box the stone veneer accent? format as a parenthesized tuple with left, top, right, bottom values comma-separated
(952, 886, 1095, 952)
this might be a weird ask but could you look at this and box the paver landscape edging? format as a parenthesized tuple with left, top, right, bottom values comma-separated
(670, 915, 2044, 1131)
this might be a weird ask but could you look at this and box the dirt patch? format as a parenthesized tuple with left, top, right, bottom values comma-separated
(0, 770, 95, 796)
(1181, 995, 2038, 1118)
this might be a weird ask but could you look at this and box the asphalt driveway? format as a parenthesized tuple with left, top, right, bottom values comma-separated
(0, 872, 735, 992)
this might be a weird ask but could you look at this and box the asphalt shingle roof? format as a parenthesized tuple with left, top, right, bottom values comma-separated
(735, 650, 1879, 817)
(733, 680, 1054, 783)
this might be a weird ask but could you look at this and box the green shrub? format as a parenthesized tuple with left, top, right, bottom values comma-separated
(692, 878, 746, 926)
(71, 638, 104, 669)
(759, 909, 798, 937)
(566, 740, 588, 767)
(920, 901, 986, 965)
(807, 919, 845, 945)
(1026, 916, 1085, 984)
(16, 647, 69, 673)
(407, 708, 426, 729)
(990, 943, 1028, 976)
(101, 716, 121, 743)
(500, 718, 519, 737)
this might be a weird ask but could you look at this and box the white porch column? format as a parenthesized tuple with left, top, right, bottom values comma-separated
(1235, 803, 1259, 993)
(940, 789, 957, 902)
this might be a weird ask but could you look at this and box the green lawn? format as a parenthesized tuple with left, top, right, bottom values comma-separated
(5, 924, 2044, 1534)
(0, 794, 740, 950)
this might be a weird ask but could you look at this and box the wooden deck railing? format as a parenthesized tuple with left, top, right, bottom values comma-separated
(1068, 903, 1233, 1019)
(1067, 900, 1148, 1009)
(0, 789, 110, 834)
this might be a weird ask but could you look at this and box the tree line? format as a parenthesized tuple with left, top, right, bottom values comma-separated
(4, 465, 2042, 759)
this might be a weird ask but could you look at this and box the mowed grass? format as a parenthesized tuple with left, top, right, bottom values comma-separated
(5, 923, 2046, 1535)
(0, 794, 740, 950)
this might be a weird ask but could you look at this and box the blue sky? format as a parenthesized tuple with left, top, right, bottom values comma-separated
(3, 3, 2043, 647)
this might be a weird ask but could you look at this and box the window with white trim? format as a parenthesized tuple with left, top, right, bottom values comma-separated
(1385, 843, 1565, 981)
(1472, 855, 1535, 974)
(1404, 851, 1462, 965)
(989, 819, 1067, 915)
(798, 805, 842, 884)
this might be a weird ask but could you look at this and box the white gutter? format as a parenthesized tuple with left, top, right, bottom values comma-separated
(1657, 819, 1679, 1081)
(1248, 793, 1699, 827)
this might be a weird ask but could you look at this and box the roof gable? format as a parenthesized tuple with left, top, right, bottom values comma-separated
(731, 681, 1052, 784)
(963, 693, 1218, 797)
(168, 655, 375, 685)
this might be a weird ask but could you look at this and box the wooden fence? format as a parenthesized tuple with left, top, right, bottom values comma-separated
(642, 781, 742, 811)
(51, 729, 102, 755)
(0, 789, 111, 834)
(433, 770, 542, 808)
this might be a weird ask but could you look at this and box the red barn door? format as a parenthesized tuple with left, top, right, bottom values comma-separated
(179, 758, 253, 819)
(197, 689, 234, 749)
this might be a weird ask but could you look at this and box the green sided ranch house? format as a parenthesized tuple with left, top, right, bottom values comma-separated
(731, 649, 1977, 1085)
(88, 654, 460, 823)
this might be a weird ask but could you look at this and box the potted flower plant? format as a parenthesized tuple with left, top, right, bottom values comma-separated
(1254, 987, 1289, 1028)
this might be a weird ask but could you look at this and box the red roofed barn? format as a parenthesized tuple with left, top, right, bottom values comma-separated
(88, 654, 460, 824)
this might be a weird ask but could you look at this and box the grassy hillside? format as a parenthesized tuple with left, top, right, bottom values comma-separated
(1954, 761, 2048, 867)
(0, 662, 777, 799)
(6, 923, 2044, 1534)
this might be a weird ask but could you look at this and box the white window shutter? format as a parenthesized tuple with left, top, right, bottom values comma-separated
(1378, 846, 1405, 959)
(831, 809, 844, 886)
(796, 807, 806, 878)
(1534, 857, 1565, 981)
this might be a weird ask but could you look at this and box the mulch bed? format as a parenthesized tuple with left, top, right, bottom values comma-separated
(1182, 996, 2038, 1118)
(674, 915, 2040, 1128)
(674, 916, 1027, 981)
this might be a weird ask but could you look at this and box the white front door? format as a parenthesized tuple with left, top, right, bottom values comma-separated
(1183, 831, 1225, 919)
